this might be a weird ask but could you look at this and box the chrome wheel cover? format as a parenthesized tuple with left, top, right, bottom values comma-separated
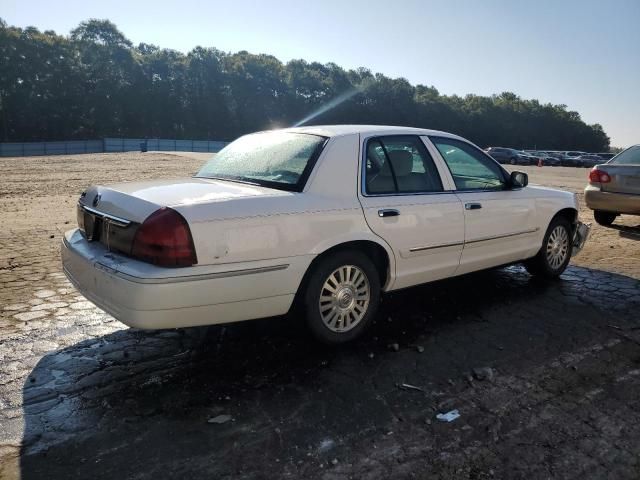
(319, 265, 370, 333)
(546, 225, 570, 270)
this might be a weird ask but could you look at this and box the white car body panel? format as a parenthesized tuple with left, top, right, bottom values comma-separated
(453, 189, 539, 274)
(62, 229, 309, 328)
(62, 125, 582, 330)
(359, 192, 465, 289)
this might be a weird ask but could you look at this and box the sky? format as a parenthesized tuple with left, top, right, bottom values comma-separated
(2, 0, 638, 147)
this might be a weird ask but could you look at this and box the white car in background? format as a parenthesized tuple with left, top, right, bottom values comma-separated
(62, 125, 589, 344)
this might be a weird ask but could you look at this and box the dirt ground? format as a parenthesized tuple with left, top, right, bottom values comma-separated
(0, 153, 639, 479)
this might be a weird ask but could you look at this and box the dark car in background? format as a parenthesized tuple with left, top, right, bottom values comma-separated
(485, 147, 532, 165)
(525, 150, 561, 166)
(597, 153, 616, 161)
(543, 152, 566, 165)
(577, 154, 603, 168)
(565, 151, 587, 158)
(519, 150, 540, 165)
(516, 151, 539, 165)
(539, 152, 561, 166)
(559, 151, 585, 167)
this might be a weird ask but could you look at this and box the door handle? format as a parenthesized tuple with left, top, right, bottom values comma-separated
(465, 203, 482, 210)
(378, 209, 400, 218)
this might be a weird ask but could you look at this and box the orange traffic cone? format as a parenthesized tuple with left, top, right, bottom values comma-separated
(537, 158, 543, 167)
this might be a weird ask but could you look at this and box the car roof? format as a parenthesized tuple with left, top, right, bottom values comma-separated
(278, 124, 465, 140)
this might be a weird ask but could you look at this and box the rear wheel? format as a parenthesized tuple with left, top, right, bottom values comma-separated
(524, 217, 572, 278)
(594, 210, 617, 226)
(303, 250, 380, 344)
(510, 157, 517, 165)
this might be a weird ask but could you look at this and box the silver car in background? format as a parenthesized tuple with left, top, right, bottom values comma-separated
(585, 145, 640, 225)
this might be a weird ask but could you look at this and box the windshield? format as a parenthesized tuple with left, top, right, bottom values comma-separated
(609, 145, 640, 165)
(195, 132, 327, 191)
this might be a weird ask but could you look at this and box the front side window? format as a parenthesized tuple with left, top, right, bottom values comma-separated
(365, 136, 443, 195)
(609, 145, 640, 165)
(196, 132, 326, 191)
(430, 136, 506, 191)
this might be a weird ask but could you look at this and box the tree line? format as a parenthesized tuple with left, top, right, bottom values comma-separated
(0, 18, 610, 151)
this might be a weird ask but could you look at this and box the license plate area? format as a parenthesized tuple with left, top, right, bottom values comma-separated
(77, 204, 134, 248)
(83, 212, 102, 242)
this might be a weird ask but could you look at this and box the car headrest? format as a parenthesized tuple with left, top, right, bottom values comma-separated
(388, 150, 413, 176)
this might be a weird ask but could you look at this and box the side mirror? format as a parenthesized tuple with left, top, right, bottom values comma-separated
(510, 171, 528, 188)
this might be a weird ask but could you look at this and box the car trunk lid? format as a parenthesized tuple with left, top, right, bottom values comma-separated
(595, 165, 640, 195)
(77, 177, 286, 257)
(81, 177, 285, 220)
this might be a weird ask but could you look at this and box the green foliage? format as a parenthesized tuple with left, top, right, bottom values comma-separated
(0, 18, 610, 151)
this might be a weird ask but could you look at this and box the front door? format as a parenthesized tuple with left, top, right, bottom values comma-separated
(427, 136, 538, 275)
(357, 135, 465, 290)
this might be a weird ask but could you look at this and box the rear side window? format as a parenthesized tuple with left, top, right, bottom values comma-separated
(430, 136, 506, 191)
(609, 145, 640, 165)
(364, 136, 443, 195)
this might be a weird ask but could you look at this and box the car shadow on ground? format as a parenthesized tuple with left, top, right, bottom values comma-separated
(18, 265, 640, 479)
(610, 222, 640, 241)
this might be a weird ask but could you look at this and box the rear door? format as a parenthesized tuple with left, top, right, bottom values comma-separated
(427, 136, 539, 275)
(358, 135, 464, 290)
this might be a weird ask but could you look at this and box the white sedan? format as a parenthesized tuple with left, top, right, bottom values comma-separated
(62, 125, 589, 343)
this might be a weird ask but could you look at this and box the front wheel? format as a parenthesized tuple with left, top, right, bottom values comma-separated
(594, 210, 617, 226)
(524, 217, 573, 278)
(303, 250, 380, 344)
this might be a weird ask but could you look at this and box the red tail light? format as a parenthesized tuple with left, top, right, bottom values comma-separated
(588, 168, 611, 184)
(131, 208, 197, 267)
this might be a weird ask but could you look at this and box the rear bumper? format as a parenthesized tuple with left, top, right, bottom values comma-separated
(61, 229, 312, 329)
(584, 185, 640, 215)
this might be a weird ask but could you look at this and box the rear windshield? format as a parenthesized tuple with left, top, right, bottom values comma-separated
(196, 132, 327, 191)
(609, 145, 640, 165)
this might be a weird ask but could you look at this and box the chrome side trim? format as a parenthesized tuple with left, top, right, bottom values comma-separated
(362, 190, 457, 198)
(104, 263, 290, 284)
(465, 227, 540, 245)
(80, 204, 132, 227)
(409, 241, 464, 252)
(408, 227, 539, 252)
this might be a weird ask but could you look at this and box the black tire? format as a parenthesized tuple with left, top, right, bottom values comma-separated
(510, 157, 517, 165)
(594, 210, 617, 226)
(524, 216, 573, 278)
(303, 250, 380, 344)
